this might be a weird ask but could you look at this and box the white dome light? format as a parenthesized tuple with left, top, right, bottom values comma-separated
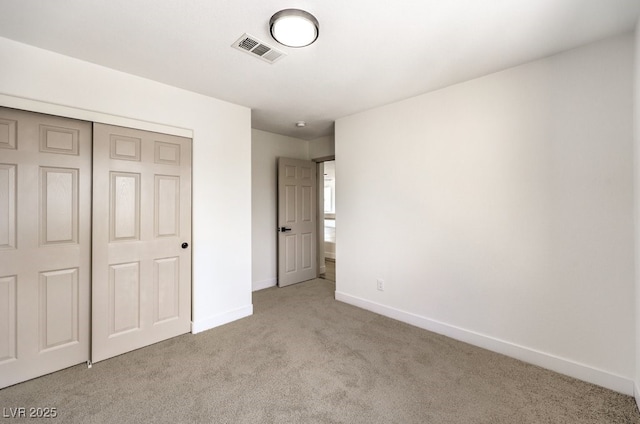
(270, 9, 319, 48)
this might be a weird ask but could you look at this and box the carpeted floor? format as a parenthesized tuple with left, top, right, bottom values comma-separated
(1, 278, 638, 423)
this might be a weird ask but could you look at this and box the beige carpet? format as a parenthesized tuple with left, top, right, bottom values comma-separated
(0, 278, 638, 423)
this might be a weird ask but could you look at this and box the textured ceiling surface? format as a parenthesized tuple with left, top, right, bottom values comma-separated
(0, 0, 638, 139)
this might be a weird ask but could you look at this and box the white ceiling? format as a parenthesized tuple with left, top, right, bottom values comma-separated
(0, 1, 638, 140)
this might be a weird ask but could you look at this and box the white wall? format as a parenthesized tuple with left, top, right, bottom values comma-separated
(251, 129, 308, 290)
(336, 33, 635, 394)
(0, 37, 253, 332)
(310, 135, 335, 159)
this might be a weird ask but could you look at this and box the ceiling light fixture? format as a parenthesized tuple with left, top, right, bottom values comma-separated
(296, 121, 306, 127)
(270, 9, 319, 48)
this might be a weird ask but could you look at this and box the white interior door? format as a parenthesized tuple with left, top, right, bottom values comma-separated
(0, 107, 91, 388)
(92, 123, 191, 363)
(278, 157, 316, 287)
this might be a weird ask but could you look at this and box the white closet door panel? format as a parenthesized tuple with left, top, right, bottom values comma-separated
(0, 107, 90, 389)
(92, 123, 191, 363)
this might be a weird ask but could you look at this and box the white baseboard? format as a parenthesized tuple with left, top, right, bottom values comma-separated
(325, 252, 336, 259)
(635, 382, 640, 413)
(335, 291, 634, 396)
(191, 304, 253, 334)
(253, 278, 277, 292)
(319, 265, 326, 274)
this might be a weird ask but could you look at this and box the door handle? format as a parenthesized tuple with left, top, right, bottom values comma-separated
(181, 242, 189, 249)
(279, 227, 292, 233)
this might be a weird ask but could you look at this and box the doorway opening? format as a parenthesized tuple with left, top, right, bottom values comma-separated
(319, 160, 335, 282)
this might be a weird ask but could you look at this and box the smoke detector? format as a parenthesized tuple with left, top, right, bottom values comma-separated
(231, 33, 286, 64)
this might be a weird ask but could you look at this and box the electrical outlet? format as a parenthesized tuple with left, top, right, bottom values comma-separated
(377, 279, 384, 291)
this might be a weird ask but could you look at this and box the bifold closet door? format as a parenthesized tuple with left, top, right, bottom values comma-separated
(0, 107, 91, 389)
(92, 123, 192, 363)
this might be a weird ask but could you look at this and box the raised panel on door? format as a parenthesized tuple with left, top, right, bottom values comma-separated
(0, 164, 17, 249)
(110, 134, 141, 161)
(301, 166, 312, 181)
(153, 257, 180, 323)
(39, 268, 79, 351)
(0, 107, 91, 389)
(110, 172, 141, 241)
(39, 125, 79, 155)
(154, 141, 180, 165)
(108, 262, 141, 336)
(155, 175, 180, 237)
(40, 167, 78, 245)
(0, 118, 17, 149)
(277, 157, 317, 287)
(302, 232, 313, 270)
(0, 275, 17, 364)
(285, 185, 297, 224)
(284, 165, 296, 179)
(301, 185, 312, 222)
(93, 123, 191, 363)
(284, 234, 297, 273)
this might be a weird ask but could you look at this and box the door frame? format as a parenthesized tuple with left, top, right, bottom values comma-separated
(0, 95, 192, 139)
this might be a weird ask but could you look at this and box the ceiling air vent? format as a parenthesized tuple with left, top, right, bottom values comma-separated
(232, 33, 286, 64)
